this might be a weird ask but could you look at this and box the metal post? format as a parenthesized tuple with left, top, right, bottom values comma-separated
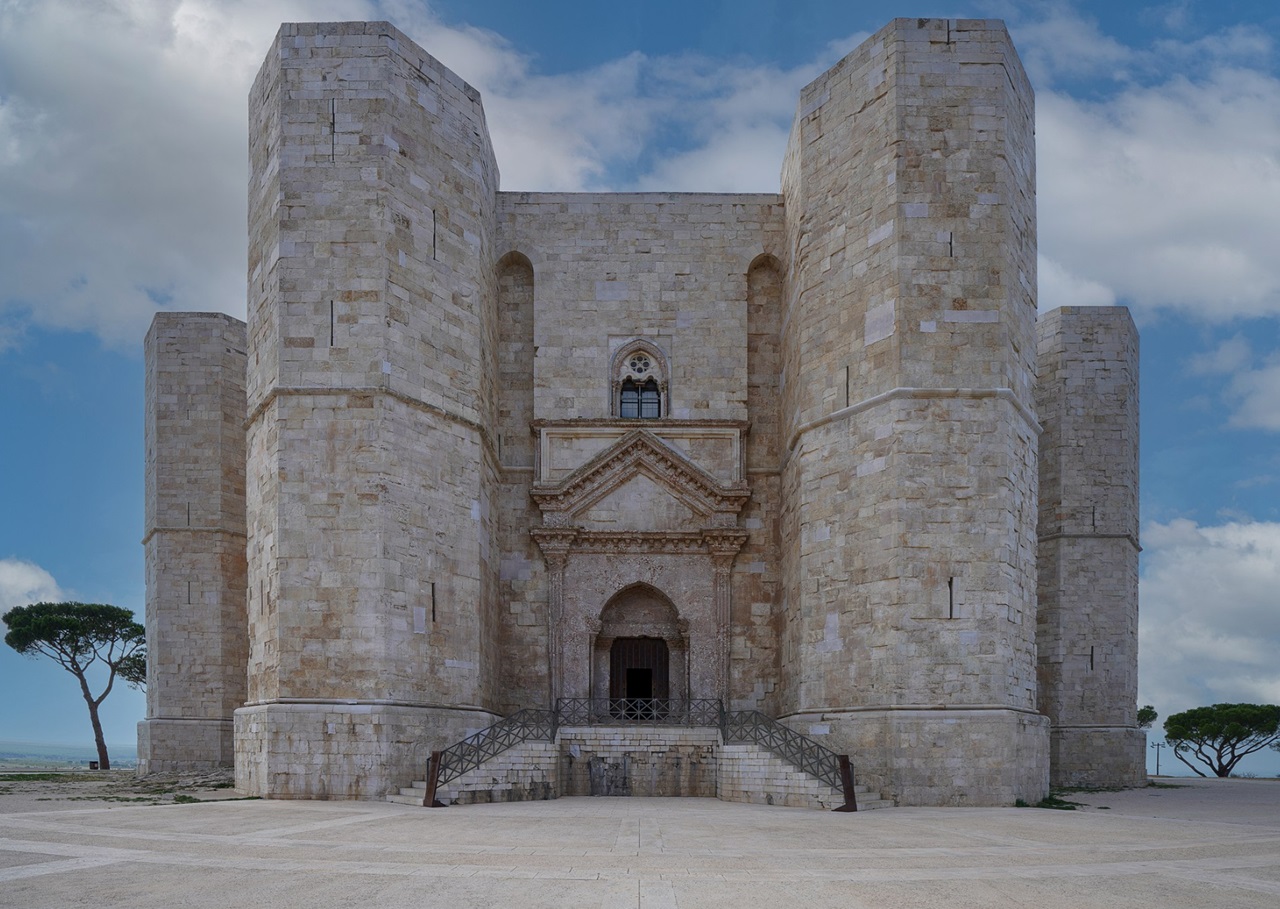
(423, 750, 445, 807)
(833, 754, 858, 812)
(1150, 741, 1166, 776)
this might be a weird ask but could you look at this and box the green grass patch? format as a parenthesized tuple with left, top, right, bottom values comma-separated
(1017, 792, 1086, 809)
(172, 794, 201, 804)
(1036, 796, 1078, 810)
(0, 773, 103, 783)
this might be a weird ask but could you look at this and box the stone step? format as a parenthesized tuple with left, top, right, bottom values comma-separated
(387, 729, 895, 810)
(386, 792, 427, 806)
(857, 798, 895, 810)
(388, 780, 894, 809)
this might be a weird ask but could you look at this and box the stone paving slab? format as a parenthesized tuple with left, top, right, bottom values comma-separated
(0, 778, 1277, 907)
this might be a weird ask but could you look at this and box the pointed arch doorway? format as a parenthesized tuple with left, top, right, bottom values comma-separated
(592, 584, 689, 706)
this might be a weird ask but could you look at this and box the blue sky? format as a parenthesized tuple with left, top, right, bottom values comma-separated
(2, 0, 1279, 777)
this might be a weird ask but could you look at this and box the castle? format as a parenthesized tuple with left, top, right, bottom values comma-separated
(138, 18, 1144, 806)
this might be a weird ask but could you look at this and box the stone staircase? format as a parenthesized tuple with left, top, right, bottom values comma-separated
(718, 741, 893, 810)
(388, 739, 559, 807)
(386, 703, 893, 810)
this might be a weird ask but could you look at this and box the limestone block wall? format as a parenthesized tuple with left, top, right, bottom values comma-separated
(737, 256, 784, 711)
(559, 727, 719, 797)
(777, 18, 1045, 806)
(140, 313, 248, 772)
(239, 21, 501, 798)
(495, 195, 786, 712)
(235, 702, 499, 800)
(494, 253, 546, 712)
(1036, 306, 1143, 788)
(495, 193, 783, 423)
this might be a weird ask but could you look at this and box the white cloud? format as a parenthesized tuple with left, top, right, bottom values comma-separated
(1037, 255, 1116, 310)
(1181, 333, 1280, 431)
(3, 0, 1278, 348)
(1154, 1, 1193, 33)
(1139, 519, 1280, 723)
(1036, 68, 1280, 323)
(1187, 335, 1253, 377)
(0, 0, 385, 347)
(1006, 6, 1280, 323)
(0, 0, 861, 351)
(1011, 7, 1132, 86)
(1225, 360, 1280, 432)
(0, 558, 64, 613)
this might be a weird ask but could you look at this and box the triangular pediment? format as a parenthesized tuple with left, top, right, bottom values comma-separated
(531, 429, 749, 522)
(577, 472, 703, 532)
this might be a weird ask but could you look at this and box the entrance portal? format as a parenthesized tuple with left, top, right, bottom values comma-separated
(610, 637, 669, 719)
(592, 584, 688, 705)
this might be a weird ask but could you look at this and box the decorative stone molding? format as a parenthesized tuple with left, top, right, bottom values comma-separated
(530, 427, 751, 703)
(531, 429, 749, 526)
(529, 529, 577, 702)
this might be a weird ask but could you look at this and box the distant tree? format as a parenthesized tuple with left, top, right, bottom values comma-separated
(1162, 703, 1280, 778)
(1137, 705, 1158, 730)
(2, 602, 145, 770)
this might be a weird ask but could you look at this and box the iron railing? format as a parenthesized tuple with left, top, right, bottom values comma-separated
(723, 709, 844, 793)
(556, 697, 724, 727)
(421, 700, 856, 810)
(436, 708, 557, 788)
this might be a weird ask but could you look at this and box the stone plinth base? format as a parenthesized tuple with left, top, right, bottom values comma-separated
(783, 708, 1050, 806)
(137, 717, 234, 773)
(558, 726, 719, 797)
(1050, 725, 1147, 789)
(234, 703, 500, 800)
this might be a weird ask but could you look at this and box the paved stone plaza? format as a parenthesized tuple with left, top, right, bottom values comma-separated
(2, 778, 1277, 907)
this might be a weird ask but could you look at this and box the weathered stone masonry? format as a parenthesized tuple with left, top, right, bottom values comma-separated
(139, 18, 1143, 805)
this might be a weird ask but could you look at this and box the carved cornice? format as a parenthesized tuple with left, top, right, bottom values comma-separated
(530, 528, 578, 564)
(702, 528, 750, 559)
(532, 529, 750, 557)
(572, 531, 705, 554)
(531, 428, 749, 520)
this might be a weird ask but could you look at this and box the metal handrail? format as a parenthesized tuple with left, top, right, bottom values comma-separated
(556, 697, 724, 727)
(422, 701, 857, 811)
(722, 709, 844, 793)
(435, 708, 557, 787)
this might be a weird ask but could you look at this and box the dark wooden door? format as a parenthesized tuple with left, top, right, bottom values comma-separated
(609, 637, 670, 699)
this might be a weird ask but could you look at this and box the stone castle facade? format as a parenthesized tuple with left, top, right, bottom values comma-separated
(138, 18, 1145, 806)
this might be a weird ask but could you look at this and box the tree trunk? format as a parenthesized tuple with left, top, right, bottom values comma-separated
(1172, 748, 1206, 778)
(75, 671, 111, 770)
